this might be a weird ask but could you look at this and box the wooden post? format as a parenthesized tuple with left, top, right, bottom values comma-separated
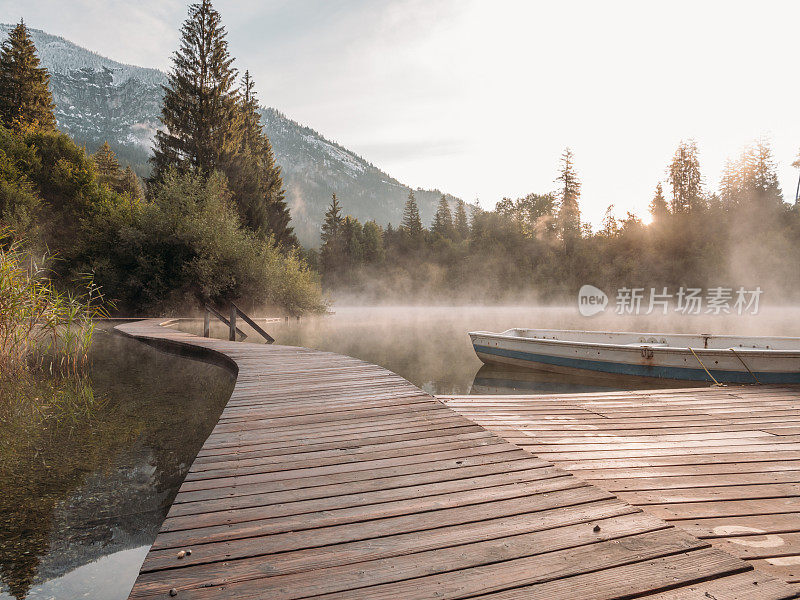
(231, 302, 275, 344)
(204, 304, 247, 340)
(229, 305, 237, 341)
(203, 309, 210, 337)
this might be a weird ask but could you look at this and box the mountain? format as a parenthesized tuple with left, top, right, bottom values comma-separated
(0, 24, 462, 245)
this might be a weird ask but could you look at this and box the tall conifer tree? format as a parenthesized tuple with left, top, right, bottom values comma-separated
(649, 182, 669, 222)
(0, 21, 56, 132)
(151, 0, 240, 182)
(93, 141, 120, 176)
(362, 220, 385, 263)
(667, 140, 704, 213)
(454, 199, 469, 239)
(320, 194, 345, 274)
(120, 166, 144, 199)
(432, 195, 454, 238)
(748, 138, 782, 209)
(232, 70, 296, 247)
(556, 147, 581, 251)
(719, 139, 782, 214)
(401, 190, 423, 240)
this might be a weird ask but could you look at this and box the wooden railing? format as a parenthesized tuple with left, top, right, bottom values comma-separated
(203, 303, 275, 344)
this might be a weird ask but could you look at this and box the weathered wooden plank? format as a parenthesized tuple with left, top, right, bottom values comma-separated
(473, 549, 753, 600)
(140, 487, 618, 572)
(169, 457, 552, 517)
(174, 450, 548, 504)
(617, 483, 800, 505)
(596, 471, 800, 491)
(161, 467, 570, 532)
(131, 510, 663, 599)
(639, 570, 799, 599)
(673, 514, 800, 538)
(150, 477, 588, 550)
(748, 558, 800, 584)
(645, 497, 800, 520)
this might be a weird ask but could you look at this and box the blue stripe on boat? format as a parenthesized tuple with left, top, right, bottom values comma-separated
(472, 344, 800, 384)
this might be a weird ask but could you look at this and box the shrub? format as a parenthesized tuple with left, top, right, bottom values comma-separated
(75, 170, 326, 315)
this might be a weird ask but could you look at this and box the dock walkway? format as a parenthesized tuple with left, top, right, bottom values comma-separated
(443, 386, 800, 590)
(118, 319, 798, 599)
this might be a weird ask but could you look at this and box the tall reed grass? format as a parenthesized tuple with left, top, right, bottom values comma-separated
(0, 233, 107, 376)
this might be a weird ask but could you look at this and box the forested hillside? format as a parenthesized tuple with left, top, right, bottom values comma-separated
(0, 23, 462, 245)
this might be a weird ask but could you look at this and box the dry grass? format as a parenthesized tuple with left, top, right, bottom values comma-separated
(0, 232, 107, 376)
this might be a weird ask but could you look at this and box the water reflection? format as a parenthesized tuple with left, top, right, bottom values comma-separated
(471, 364, 691, 395)
(15, 547, 149, 600)
(0, 327, 235, 600)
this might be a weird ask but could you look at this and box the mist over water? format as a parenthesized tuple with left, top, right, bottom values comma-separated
(186, 304, 800, 395)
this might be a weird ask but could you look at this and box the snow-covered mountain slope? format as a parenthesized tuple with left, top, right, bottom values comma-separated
(0, 24, 462, 245)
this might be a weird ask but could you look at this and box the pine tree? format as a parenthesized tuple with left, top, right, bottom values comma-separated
(320, 194, 345, 274)
(263, 170, 296, 248)
(362, 220, 385, 263)
(515, 193, 556, 237)
(341, 215, 364, 268)
(667, 140, 704, 213)
(649, 182, 669, 222)
(0, 20, 56, 132)
(719, 158, 741, 209)
(600, 205, 619, 237)
(719, 139, 782, 213)
(431, 195, 454, 238)
(151, 0, 240, 183)
(121, 166, 144, 199)
(454, 199, 469, 239)
(555, 147, 581, 250)
(321, 194, 343, 243)
(231, 70, 296, 247)
(93, 141, 120, 176)
(401, 190, 423, 239)
(748, 137, 782, 209)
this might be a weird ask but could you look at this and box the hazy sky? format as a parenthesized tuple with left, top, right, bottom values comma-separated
(2, 0, 799, 225)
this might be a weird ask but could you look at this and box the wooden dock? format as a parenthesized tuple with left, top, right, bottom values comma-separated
(117, 319, 799, 599)
(443, 386, 800, 591)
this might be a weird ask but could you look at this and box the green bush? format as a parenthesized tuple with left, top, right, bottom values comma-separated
(0, 126, 123, 253)
(75, 170, 326, 315)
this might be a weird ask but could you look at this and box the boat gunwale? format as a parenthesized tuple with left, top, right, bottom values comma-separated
(468, 329, 800, 357)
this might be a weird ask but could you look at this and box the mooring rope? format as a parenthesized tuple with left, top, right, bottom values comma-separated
(729, 347, 761, 385)
(688, 347, 723, 386)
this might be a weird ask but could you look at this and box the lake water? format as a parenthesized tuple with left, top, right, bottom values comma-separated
(185, 304, 800, 394)
(0, 327, 235, 600)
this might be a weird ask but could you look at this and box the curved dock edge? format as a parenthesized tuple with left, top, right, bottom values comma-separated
(116, 319, 799, 600)
(115, 318, 240, 375)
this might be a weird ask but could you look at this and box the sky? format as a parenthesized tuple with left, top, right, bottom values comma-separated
(2, 0, 799, 226)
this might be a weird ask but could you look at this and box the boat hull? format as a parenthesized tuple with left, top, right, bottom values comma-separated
(470, 331, 800, 384)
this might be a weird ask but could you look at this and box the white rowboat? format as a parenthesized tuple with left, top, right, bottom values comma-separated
(469, 329, 800, 384)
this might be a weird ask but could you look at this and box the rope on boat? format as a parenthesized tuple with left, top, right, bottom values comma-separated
(729, 347, 761, 385)
(688, 347, 723, 386)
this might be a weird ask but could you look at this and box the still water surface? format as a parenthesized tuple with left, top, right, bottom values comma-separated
(0, 328, 235, 600)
